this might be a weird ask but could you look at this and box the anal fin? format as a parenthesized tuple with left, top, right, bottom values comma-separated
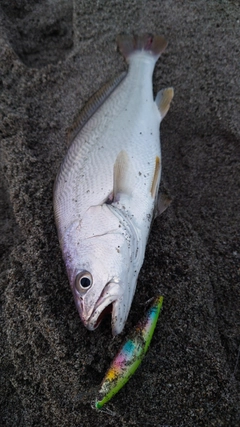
(155, 87, 174, 119)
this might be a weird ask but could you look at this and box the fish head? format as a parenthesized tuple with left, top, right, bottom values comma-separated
(63, 207, 140, 335)
(71, 233, 138, 336)
(73, 269, 128, 336)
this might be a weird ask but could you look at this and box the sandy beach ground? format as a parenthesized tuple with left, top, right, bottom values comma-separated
(0, 1, 239, 426)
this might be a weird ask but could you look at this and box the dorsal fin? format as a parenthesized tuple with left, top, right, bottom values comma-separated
(67, 72, 127, 145)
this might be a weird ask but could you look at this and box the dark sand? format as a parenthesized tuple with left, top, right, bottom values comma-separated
(0, 1, 239, 426)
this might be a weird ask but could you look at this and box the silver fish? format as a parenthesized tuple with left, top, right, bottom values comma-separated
(54, 34, 173, 335)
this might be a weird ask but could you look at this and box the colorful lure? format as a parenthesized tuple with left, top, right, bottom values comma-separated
(95, 295, 163, 409)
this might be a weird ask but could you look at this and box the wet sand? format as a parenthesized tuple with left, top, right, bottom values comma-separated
(0, 1, 239, 426)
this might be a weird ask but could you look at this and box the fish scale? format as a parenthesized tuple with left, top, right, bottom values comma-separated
(54, 34, 173, 335)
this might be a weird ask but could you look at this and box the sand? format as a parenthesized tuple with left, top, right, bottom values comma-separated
(0, 1, 239, 426)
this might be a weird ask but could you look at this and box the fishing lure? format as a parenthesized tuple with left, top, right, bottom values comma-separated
(95, 295, 163, 409)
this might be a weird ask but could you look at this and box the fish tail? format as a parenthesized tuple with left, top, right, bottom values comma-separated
(117, 34, 167, 61)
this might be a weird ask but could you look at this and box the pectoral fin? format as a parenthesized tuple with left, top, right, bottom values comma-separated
(113, 150, 132, 202)
(155, 87, 174, 120)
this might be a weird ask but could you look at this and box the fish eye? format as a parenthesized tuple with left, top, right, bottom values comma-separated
(75, 270, 93, 294)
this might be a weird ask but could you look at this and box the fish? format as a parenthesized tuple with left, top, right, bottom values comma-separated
(53, 34, 173, 335)
(94, 295, 164, 409)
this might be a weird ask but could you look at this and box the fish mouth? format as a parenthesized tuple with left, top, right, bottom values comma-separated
(93, 302, 113, 329)
(87, 282, 126, 335)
